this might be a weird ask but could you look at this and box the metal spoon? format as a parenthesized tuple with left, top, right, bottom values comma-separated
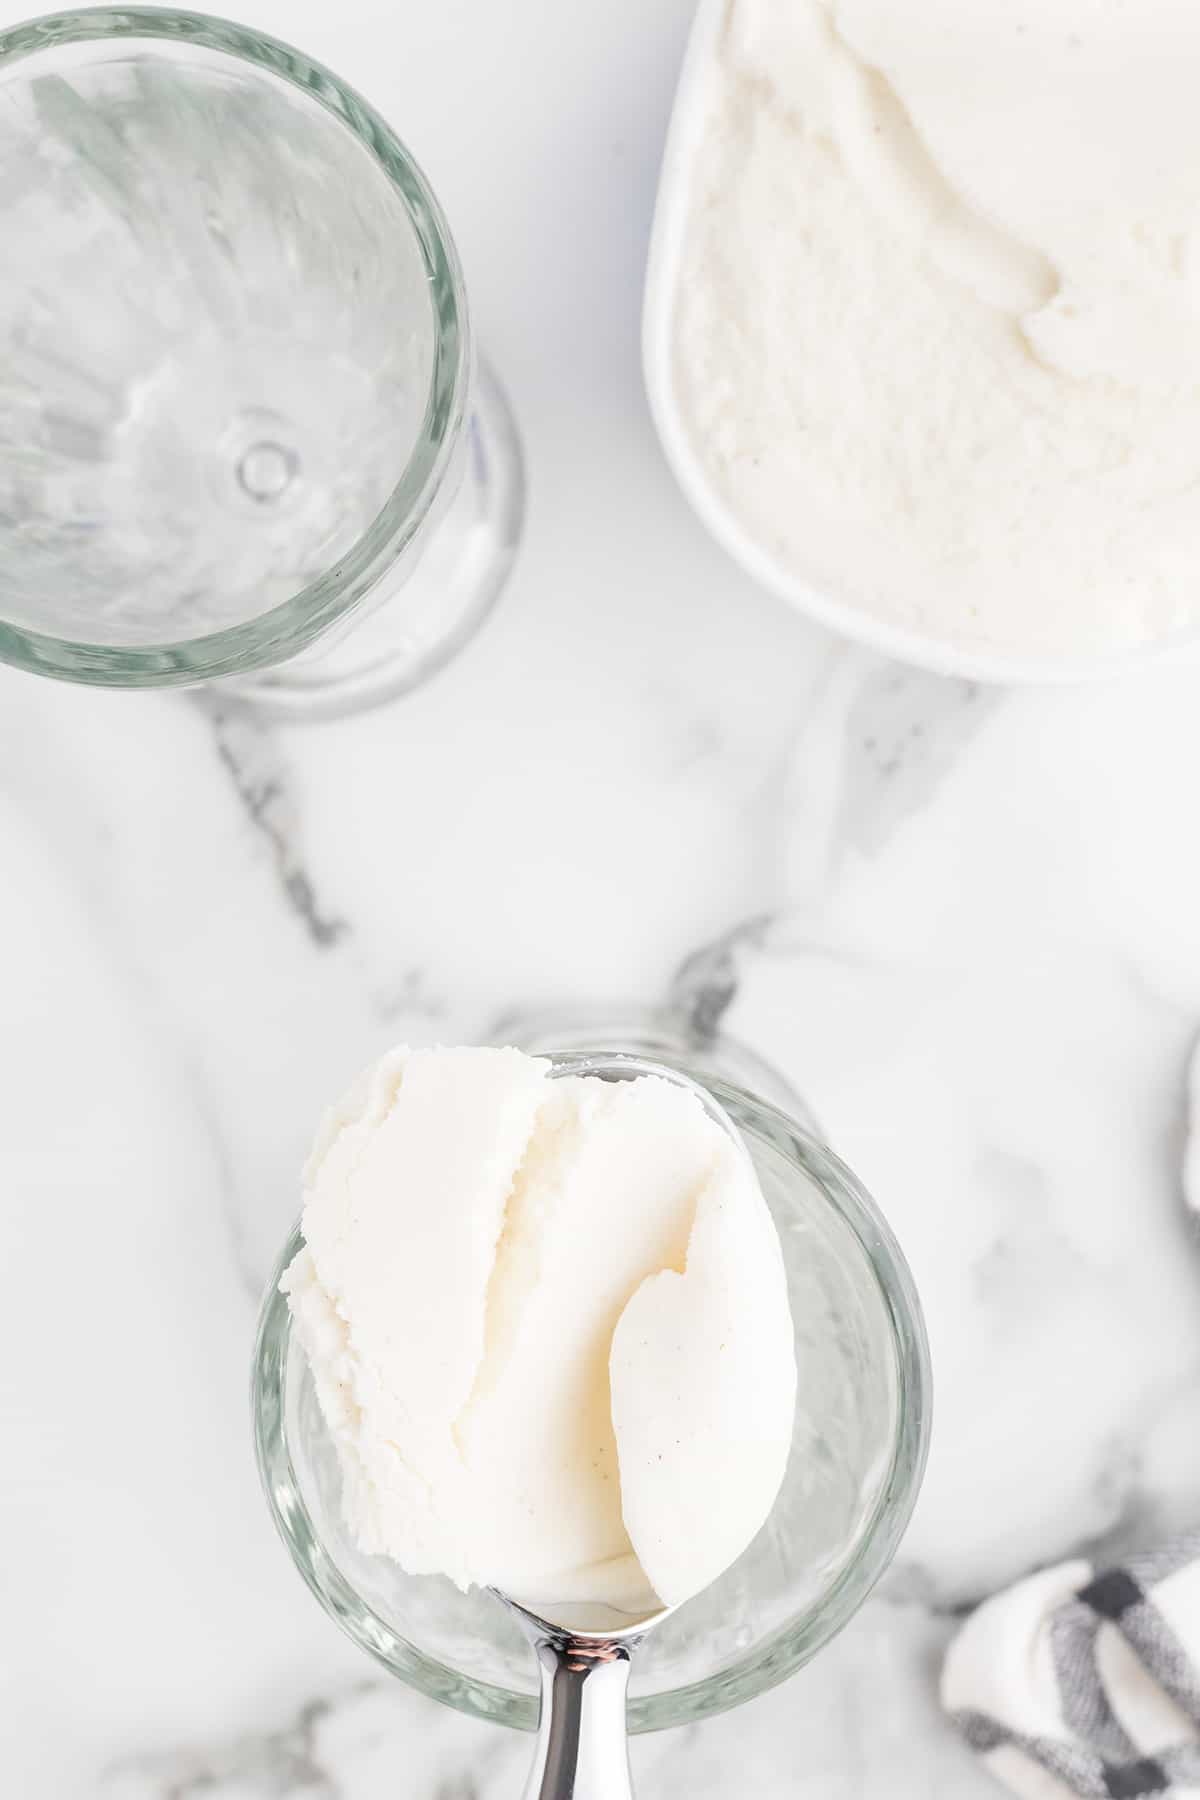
(496, 1589, 675, 1800)
(488, 1053, 740, 1797)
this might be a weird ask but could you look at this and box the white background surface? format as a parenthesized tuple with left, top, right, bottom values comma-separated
(2, 1, 1199, 1795)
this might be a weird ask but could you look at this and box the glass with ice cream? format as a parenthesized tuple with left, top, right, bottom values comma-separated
(252, 1045, 929, 1785)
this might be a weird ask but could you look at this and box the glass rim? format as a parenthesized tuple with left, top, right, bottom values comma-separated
(0, 5, 470, 686)
(250, 1053, 932, 1735)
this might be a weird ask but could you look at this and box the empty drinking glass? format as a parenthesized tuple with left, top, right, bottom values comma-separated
(0, 9, 523, 715)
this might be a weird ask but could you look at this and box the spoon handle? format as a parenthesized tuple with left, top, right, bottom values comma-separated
(521, 1634, 636, 1800)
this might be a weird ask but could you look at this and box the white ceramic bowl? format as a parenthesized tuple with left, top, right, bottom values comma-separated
(642, 0, 1200, 687)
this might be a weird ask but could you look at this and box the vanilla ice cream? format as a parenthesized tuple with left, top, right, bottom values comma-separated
(282, 1045, 796, 1616)
(672, 0, 1200, 658)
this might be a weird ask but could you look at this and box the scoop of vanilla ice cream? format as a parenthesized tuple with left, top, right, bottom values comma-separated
(610, 1138, 798, 1606)
(282, 1045, 797, 1615)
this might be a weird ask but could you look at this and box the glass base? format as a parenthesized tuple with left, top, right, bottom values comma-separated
(225, 359, 524, 720)
(490, 1001, 822, 1137)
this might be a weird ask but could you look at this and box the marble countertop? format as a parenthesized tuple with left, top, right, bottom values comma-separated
(4, 0, 1200, 1793)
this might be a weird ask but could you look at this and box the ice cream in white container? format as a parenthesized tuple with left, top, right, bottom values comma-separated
(282, 1045, 797, 1619)
(645, 0, 1200, 683)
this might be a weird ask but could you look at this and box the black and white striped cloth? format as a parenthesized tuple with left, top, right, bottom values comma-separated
(943, 1536, 1200, 1798)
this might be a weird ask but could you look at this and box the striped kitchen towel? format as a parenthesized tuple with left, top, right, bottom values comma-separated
(943, 1537, 1200, 1798)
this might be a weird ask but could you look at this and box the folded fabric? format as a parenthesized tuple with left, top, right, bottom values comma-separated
(943, 1537, 1200, 1798)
